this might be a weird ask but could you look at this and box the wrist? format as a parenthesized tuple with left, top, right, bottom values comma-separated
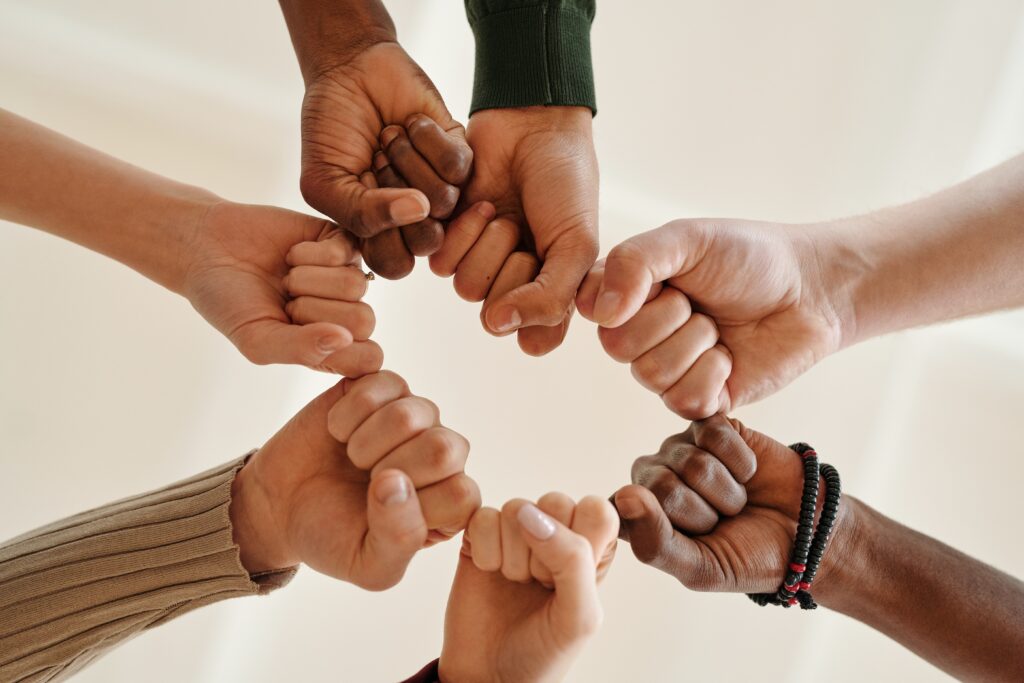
(812, 496, 877, 610)
(279, 0, 396, 84)
(229, 455, 299, 574)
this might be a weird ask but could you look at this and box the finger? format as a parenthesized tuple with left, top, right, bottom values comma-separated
(284, 265, 369, 302)
(453, 218, 520, 302)
(232, 318, 353, 369)
(429, 202, 496, 276)
(590, 224, 704, 327)
(321, 340, 384, 378)
(405, 113, 473, 185)
(516, 316, 571, 357)
(481, 252, 540, 337)
(575, 259, 605, 320)
(630, 313, 718, 394)
(327, 370, 410, 443)
(381, 126, 459, 218)
(286, 297, 376, 340)
(665, 450, 747, 517)
(570, 496, 621, 575)
(613, 485, 704, 586)
(417, 473, 481, 543)
(301, 173, 429, 238)
(636, 464, 719, 534)
(483, 234, 598, 334)
(516, 503, 603, 640)
(373, 151, 445, 256)
(286, 234, 360, 268)
(369, 426, 469, 489)
(466, 507, 502, 571)
(692, 414, 757, 484)
(599, 287, 692, 363)
(500, 498, 533, 583)
(531, 492, 576, 587)
(363, 227, 415, 280)
(662, 345, 733, 420)
(352, 469, 428, 591)
(347, 396, 440, 470)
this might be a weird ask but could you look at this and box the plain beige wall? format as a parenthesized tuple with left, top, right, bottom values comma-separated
(2, 1, 1023, 681)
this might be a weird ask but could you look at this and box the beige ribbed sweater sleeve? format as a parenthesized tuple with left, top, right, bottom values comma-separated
(0, 456, 297, 682)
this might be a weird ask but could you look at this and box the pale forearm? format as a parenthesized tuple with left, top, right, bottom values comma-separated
(0, 109, 217, 293)
(827, 154, 1024, 346)
(817, 498, 1024, 682)
(277, 0, 395, 82)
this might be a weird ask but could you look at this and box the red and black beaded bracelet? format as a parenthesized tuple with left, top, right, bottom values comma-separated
(747, 443, 842, 610)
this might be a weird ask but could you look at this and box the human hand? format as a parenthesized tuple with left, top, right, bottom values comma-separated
(577, 219, 850, 418)
(439, 495, 618, 683)
(229, 372, 480, 590)
(386, 106, 599, 356)
(613, 414, 853, 594)
(182, 201, 382, 376)
(298, 42, 472, 277)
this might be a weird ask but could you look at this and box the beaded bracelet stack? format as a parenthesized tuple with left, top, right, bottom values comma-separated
(747, 442, 842, 610)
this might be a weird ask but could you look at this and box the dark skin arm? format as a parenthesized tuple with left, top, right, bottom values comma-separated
(278, 0, 472, 277)
(615, 415, 1024, 682)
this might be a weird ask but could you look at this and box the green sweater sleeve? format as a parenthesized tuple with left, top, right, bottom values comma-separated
(464, 0, 596, 115)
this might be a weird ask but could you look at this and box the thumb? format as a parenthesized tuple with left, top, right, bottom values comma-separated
(484, 235, 598, 333)
(613, 485, 704, 586)
(353, 469, 429, 591)
(590, 223, 703, 328)
(516, 503, 603, 641)
(301, 173, 430, 239)
(232, 319, 353, 369)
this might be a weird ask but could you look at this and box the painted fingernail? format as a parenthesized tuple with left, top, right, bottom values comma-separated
(376, 473, 410, 507)
(593, 289, 621, 324)
(390, 195, 429, 224)
(614, 494, 643, 520)
(518, 503, 556, 540)
(489, 305, 522, 333)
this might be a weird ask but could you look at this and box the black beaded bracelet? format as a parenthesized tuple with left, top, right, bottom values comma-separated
(747, 443, 842, 610)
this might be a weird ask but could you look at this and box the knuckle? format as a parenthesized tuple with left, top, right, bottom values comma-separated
(423, 429, 459, 472)
(631, 353, 674, 391)
(443, 146, 473, 182)
(665, 391, 718, 421)
(431, 184, 459, 218)
(352, 303, 376, 338)
(681, 454, 716, 487)
(449, 475, 482, 512)
(598, 327, 636, 363)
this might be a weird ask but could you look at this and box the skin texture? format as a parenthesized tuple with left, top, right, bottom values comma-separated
(579, 153, 1024, 419)
(278, 0, 473, 271)
(0, 109, 381, 376)
(230, 372, 481, 589)
(390, 106, 600, 356)
(439, 496, 618, 683)
(616, 416, 1024, 681)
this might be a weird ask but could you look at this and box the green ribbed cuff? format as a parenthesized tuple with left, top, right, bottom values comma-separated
(468, 4, 596, 115)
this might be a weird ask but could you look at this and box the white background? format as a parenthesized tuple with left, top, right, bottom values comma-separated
(2, 1, 1024, 681)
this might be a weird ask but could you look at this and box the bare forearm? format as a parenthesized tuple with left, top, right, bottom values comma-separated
(277, 0, 395, 82)
(824, 154, 1024, 346)
(818, 498, 1024, 681)
(0, 109, 216, 293)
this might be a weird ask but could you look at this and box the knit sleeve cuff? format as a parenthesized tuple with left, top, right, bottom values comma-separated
(468, 3, 596, 115)
(0, 455, 297, 681)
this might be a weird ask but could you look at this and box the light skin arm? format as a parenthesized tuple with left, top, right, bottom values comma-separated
(578, 153, 1024, 419)
(616, 416, 1024, 682)
(831, 153, 1024, 344)
(0, 108, 386, 374)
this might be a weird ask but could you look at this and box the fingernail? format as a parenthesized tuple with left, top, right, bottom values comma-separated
(380, 125, 402, 147)
(318, 336, 343, 355)
(517, 503, 556, 540)
(489, 305, 522, 333)
(390, 195, 429, 224)
(376, 474, 410, 507)
(615, 494, 643, 520)
(593, 289, 621, 324)
(475, 201, 496, 220)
